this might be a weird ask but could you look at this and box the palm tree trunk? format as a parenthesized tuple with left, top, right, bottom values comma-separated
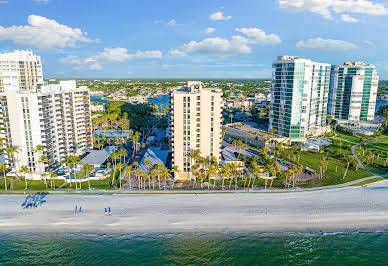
(221, 175, 225, 190)
(3, 171, 7, 191)
(87, 175, 91, 190)
(24, 175, 28, 191)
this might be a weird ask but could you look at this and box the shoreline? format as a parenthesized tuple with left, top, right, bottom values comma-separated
(1, 180, 388, 234)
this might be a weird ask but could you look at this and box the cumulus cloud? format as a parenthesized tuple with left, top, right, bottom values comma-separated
(169, 27, 281, 57)
(168, 36, 251, 57)
(279, 0, 387, 20)
(61, 47, 162, 70)
(0, 15, 96, 50)
(204, 27, 216, 34)
(296, 38, 358, 50)
(209, 11, 232, 21)
(341, 14, 359, 22)
(235, 27, 281, 45)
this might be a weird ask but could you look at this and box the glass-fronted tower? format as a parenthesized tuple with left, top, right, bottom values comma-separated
(328, 62, 379, 121)
(270, 56, 331, 140)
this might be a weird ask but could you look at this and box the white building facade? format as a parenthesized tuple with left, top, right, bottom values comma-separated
(169, 81, 223, 179)
(0, 51, 92, 178)
(328, 62, 379, 121)
(270, 56, 331, 140)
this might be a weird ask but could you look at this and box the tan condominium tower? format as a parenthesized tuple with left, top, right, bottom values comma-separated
(169, 81, 223, 180)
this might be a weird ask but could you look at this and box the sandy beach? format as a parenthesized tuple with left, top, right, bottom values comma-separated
(1, 180, 388, 234)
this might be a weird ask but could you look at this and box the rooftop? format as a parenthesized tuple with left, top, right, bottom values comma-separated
(81, 146, 118, 166)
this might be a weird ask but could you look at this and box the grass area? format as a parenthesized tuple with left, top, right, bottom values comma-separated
(326, 138, 354, 156)
(284, 150, 371, 187)
(351, 177, 386, 186)
(0, 178, 65, 191)
(60, 177, 116, 190)
(364, 133, 388, 143)
(357, 143, 388, 175)
(333, 131, 362, 143)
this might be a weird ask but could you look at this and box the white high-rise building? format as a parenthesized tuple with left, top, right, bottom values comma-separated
(0, 50, 43, 92)
(328, 62, 379, 121)
(270, 56, 331, 140)
(169, 81, 223, 179)
(0, 51, 92, 178)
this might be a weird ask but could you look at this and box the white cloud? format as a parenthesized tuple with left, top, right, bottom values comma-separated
(168, 36, 251, 57)
(61, 47, 162, 70)
(167, 19, 177, 26)
(341, 14, 359, 22)
(204, 27, 216, 34)
(59, 55, 83, 65)
(363, 40, 375, 46)
(0, 15, 96, 50)
(235, 27, 281, 45)
(279, 0, 387, 20)
(209, 11, 232, 21)
(296, 38, 358, 50)
(154, 19, 163, 24)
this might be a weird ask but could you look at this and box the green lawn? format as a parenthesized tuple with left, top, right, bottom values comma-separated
(358, 143, 388, 175)
(334, 131, 362, 143)
(285, 150, 372, 187)
(0, 178, 65, 191)
(351, 177, 386, 186)
(364, 133, 388, 143)
(326, 138, 354, 156)
(60, 177, 116, 190)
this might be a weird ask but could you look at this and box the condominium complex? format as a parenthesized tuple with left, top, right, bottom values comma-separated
(270, 56, 331, 140)
(328, 62, 379, 121)
(169, 81, 223, 179)
(0, 50, 43, 92)
(0, 51, 92, 177)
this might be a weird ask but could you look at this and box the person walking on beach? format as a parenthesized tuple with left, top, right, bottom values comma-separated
(74, 205, 78, 214)
(79, 206, 82, 214)
(108, 207, 111, 216)
(104, 207, 107, 215)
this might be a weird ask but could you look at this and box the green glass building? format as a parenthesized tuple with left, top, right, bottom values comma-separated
(328, 62, 379, 121)
(270, 56, 331, 140)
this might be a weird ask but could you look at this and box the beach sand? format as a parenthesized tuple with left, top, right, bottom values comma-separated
(1, 180, 388, 234)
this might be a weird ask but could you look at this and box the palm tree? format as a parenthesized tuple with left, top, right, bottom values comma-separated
(136, 169, 145, 190)
(65, 155, 80, 189)
(20, 165, 29, 191)
(116, 162, 124, 189)
(5, 146, 18, 175)
(124, 165, 134, 190)
(219, 164, 230, 190)
(343, 156, 355, 179)
(161, 167, 171, 189)
(229, 114, 234, 124)
(110, 152, 119, 186)
(83, 164, 94, 190)
(49, 171, 57, 189)
(40, 154, 48, 188)
(35, 145, 44, 182)
(0, 164, 8, 191)
(118, 148, 127, 165)
(41, 173, 48, 190)
(170, 165, 180, 189)
(189, 149, 201, 185)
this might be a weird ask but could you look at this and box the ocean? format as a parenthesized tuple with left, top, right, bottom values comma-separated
(1, 232, 388, 265)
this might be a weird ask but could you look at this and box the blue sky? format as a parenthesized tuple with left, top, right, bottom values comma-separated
(1, 0, 388, 79)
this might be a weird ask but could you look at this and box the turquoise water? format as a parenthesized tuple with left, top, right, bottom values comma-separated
(1, 232, 388, 265)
